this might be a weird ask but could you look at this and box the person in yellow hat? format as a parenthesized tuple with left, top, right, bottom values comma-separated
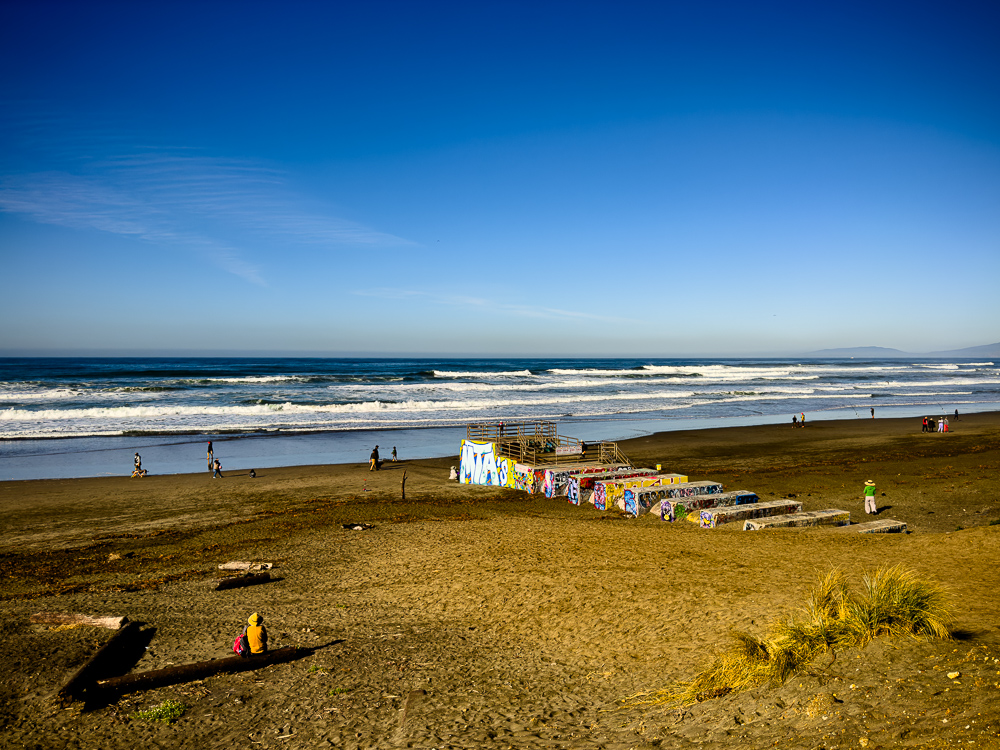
(863, 480, 877, 516)
(246, 612, 268, 654)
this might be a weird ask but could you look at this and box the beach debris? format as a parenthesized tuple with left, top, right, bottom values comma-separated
(948, 671, 961, 679)
(342, 522, 373, 531)
(57, 621, 141, 705)
(401, 469, 407, 500)
(96, 646, 302, 696)
(218, 561, 273, 572)
(215, 572, 272, 591)
(31, 612, 127, 630)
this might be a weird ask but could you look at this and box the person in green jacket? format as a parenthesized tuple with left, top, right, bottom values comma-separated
(863, 480, 877, 516)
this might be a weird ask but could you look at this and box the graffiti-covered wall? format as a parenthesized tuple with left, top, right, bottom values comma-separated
(594, 476, 665, 511)
(459, 440, 515, 488)
(542, 465, 621, 498)
(567, 469, 652, 505)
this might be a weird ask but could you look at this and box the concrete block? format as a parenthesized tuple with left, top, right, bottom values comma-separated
(700, 500, 802, 529)
(661, 481, 724, 499)
(658, 490, 759, 522)
(742, 509, 851, 530)
(835, 519, 908, 534)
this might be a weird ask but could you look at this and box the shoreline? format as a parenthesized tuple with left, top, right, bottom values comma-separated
(2, 402, 996, 482)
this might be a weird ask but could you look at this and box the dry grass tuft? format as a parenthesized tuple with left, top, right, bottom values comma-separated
(626, 565, 951, 708)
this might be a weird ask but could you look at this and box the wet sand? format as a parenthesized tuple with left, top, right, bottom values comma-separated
(2, 413, 999, 749)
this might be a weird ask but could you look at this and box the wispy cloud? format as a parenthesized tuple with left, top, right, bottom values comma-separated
(0, 115, 412, 283)
(354, 287, 640, 325)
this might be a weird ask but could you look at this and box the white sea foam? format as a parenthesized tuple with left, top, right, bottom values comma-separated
(432, 370, 535, 378)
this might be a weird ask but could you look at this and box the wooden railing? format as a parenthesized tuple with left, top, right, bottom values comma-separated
(466, 420, 631, 467)
(467, 421, 557, 443)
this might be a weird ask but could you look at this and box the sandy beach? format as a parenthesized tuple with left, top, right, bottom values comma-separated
(2, 413, 999, 749)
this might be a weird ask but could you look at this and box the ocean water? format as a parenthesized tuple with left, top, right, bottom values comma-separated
(1, 357, 997, 480)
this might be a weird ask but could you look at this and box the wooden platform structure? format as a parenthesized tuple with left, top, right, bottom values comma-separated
(466, 421, 630, 467)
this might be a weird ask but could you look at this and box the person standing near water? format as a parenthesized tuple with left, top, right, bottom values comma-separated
(871, 407, 875, 419)
(207, 440, 214, 470)
(863, 480, 877, 515)
(134, 452, 142, 472)
(370, 445, 380, 471)
(391, 446, 397, 462)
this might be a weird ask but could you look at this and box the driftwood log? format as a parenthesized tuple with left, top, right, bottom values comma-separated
(401, 470, 407, 500)
(96, 647, 301, 694)
(57, 621, 141, 705)
(31, 613, 127, 630)
(217, 562, 273, 572)
(215, 571, 271, 591)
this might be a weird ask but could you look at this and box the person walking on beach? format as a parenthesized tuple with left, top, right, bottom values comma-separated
(207, 440, 214, 470)
(938, 417, 945, 433)
(213, 458, 223, 478)
(800, 413, 806, 427)
(134, 452, 142, 473)
(944, 417, 950, 433)
(863, 480, 878, 515)
(922, 416, 928, 432)
(391, 446, 397, 462)
(246, 612, 268, 654)
(871, 407, 875, 419)
(370, 445, 380, 471)
(792, 415, 798, 428)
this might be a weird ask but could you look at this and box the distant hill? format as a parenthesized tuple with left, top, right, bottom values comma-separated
(926, 342, 1000, 358)
(804, 342, 1000, 358)
(804, 346, 911, 358)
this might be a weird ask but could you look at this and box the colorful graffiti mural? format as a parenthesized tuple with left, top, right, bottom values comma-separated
(567, 469, 653, 505)
(541, 465, 621, 498)
(593, 476, 664, 511)
(459, 440, 515, 488)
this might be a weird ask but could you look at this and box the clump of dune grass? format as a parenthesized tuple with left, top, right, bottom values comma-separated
(132, 699, 187, 724)
(627, 565, 951, 707)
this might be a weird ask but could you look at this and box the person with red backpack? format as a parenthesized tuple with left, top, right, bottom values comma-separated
(233, 611, 268, 657)
(246, 612, 268, 654)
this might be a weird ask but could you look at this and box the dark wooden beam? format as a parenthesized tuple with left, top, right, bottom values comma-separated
(96, 647, 301, 694)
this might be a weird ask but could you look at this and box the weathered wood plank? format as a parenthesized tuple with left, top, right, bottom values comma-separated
(217, 561, 273, 572)
(31, 613, 127, 630)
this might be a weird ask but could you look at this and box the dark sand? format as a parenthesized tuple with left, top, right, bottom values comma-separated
(1, 413, 999, 749)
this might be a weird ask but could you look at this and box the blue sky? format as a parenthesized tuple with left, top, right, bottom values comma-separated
(1, 1, 998, 356)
